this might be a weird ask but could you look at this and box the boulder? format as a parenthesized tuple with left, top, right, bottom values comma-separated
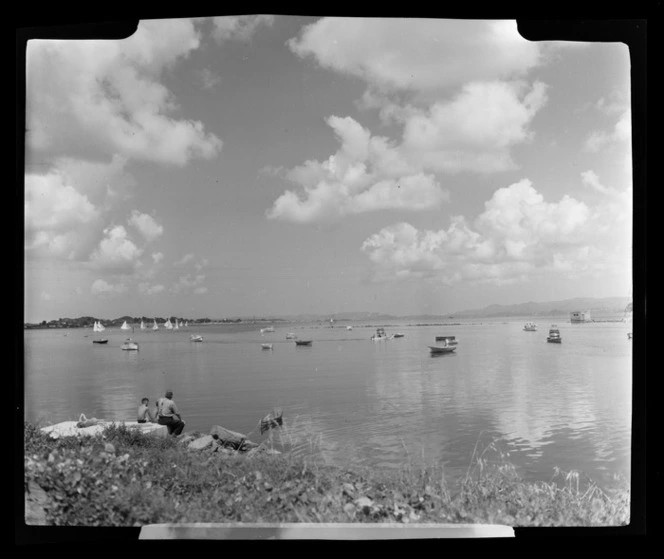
(209, 425, 258, 451)
(187, 435, 214, 451)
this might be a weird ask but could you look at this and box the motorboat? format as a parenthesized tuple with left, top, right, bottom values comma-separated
(295, 340, 313, 346)
(523, 322, 537, 331)
(428, 345, 457, 355)
(92, 339, 108, 344)
(190, 335, 203, 342)
(286, 333, 297, 339)
(371, 328, 390, 341)
(260, 327, 275, 334)
(435, 335, 457, 345)
(121, 339, 139, 351)
(261, 343, 274, 350)
(547, 326, 562, 343)
(393, 333, 405, 338)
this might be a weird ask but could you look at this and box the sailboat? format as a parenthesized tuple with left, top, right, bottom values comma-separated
(152, 319, 159, 331)
(120, 320, 131, 330)
(140, 320, 146, 330)
(92, 321, 108, 344)
(185, 321, 188, 328)
(174, 320, 180, 330)
(165, 318, 173, 330)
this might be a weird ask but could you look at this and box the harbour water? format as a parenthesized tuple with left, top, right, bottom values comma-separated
(23, 317, 632, 490)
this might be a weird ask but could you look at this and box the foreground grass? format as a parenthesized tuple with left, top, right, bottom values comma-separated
(23, 422, 630, 527)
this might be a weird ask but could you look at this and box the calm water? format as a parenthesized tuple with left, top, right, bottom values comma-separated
(23, 318, 632, 489)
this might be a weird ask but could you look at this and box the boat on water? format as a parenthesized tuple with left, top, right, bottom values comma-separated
(260, 327, 275, 334)
(165, 318, 173, 330)
(285, 333, 297, 340)
(174, 320, 180, 330)
(547, 326, 562, 343)
(121, 338, 139, 351)
(393, 333, 405, 338)
(92, 339, 108, 344)
(120, 320, 131, 331)
(93, 321, 106, 333)
(371, 328, 390, 341)
(346, 326, 353, 331)
(140, 320, 146, 330)
(190, 334, 203, 342)
(295, 340, 313, 346)
(428, 345, 457, 355)
(185, 321, 189, 328)
(261, 343, 274, 350)
(523, 322, 537, 331)
(435, 335, 457, 345)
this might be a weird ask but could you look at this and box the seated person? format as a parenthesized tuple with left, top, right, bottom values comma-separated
(156, 390, 185, 436)
(137, 397, 156, 423)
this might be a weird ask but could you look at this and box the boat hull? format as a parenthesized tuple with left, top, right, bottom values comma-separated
(121, 344, 139, 351)
(92, 339, 108, 344)
(428, 346, 456, 354)
(546, 338, 562, 343)
(295, 341, 312, 346)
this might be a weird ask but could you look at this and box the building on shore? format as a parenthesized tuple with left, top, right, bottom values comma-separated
(570, 310, 592, 323)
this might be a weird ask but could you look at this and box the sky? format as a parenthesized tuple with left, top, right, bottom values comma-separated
(23, 16, 634, 322)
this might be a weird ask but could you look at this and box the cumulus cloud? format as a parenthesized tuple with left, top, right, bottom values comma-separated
(91, 279, 128, 297)
(211, 15, 275, 42)
(584, 109, 631, 152)
(138, 282, 165, 295)
(172, 274, 206, 293)
(174, 253, 195, 266)
(88, 225, 143, 272)
(198, 68, 222, 89)
(362, 178, 631, 285)
(267, 115, 449, 223)
(289, 18, 542, 94)
(128, 210, 164, 242)
(152, 252, 164, 264)
(27, 19, 222, 166)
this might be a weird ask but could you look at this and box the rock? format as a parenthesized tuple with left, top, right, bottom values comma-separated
(104, 443, 116, 454)
(187, 435, 214, 451)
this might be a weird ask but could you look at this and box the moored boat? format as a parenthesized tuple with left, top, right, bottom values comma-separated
(523, 322, 537, 331)
(371, 328, 389, 341)
(260, 327, 275, 334)
(428, 345, 456, 354)
(120, 320, 131, 331)
(547, 326, 562, 343)
(121, 338, 139, 351)
(435, 335, 457, 345)
(261, 343, 274, 350)
(190, 334, 203, 342)
(286, 333, 297, 339)
(295, 340, 313, 346)
(152, 319, 159, 331)
(346, 326, 353, 331)
(92, 339, 108, 344)
(393, 333, 405, 338)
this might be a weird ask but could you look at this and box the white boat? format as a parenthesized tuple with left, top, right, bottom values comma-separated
(435, 335, 457, 345)
(260, 326, 275, 334)
(93, 321, 106, 333)
(346, 326, 353, 331)
(120, 321, 131, 330)
(429, 345, 456, 355)
(165, 318, 173, 330)
(140, 320, 146, 330)
(174, 320, 179, 330)
(286, 333, 297, 339)
(121, 338, 139, 351)
(185, 321, 189, 328)
(261, 343, 274, 350)
(547, 325, 562, 343)
(152, 319, 159, 331)
(371, 328, 390, 341)
(523, 322, 537, 331)
(190, 334, 203, 342)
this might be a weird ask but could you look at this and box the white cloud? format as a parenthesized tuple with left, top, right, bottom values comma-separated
(211, 15, 275, 42)
(174, 253, 195, 266)
(88, 225, 143, 272)
(91, 279, 128, 297)
(267, 115, 449, 223)
(362, 178, 631, 285)
(584, 109, 631, 152)
(289, 18, 542, 94)
(172, 274, 206, 293)
(27, 19, 222, 166)
(152, 252, 164, 264)
(128, 210, 164, 242)
(138, 282, 165, 295)
(198, 68, 222, 89)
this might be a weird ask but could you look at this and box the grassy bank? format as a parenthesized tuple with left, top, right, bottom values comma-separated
(23, 422, 630, 527)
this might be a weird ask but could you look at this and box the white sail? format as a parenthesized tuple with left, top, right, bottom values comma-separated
(174, 320, 179, 330)
(152, 319, 159, 330)
(121, 321, 131, 330)
(185, 321, 188, 328)
(98, 322, 105, 332)
(93, 321, 99, 332)
(165, 318, 173, 330)
(140, 320, 146, 330)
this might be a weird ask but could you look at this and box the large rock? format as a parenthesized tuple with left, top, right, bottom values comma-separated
(187, 435, 214, 451)
(40, 421, 168, 439)
(209, 425, 259, 451)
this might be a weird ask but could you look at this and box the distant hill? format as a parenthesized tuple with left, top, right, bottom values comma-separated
(450, 297, 631, 318)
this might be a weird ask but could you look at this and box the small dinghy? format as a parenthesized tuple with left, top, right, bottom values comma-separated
(295, 340, 313, 346)
(428, 345, 456, 355)
(92, 339, 108, 344)
(261, 343, 274, 350)
(121, 338, 139, 351)
(190, 335, 203, 342)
